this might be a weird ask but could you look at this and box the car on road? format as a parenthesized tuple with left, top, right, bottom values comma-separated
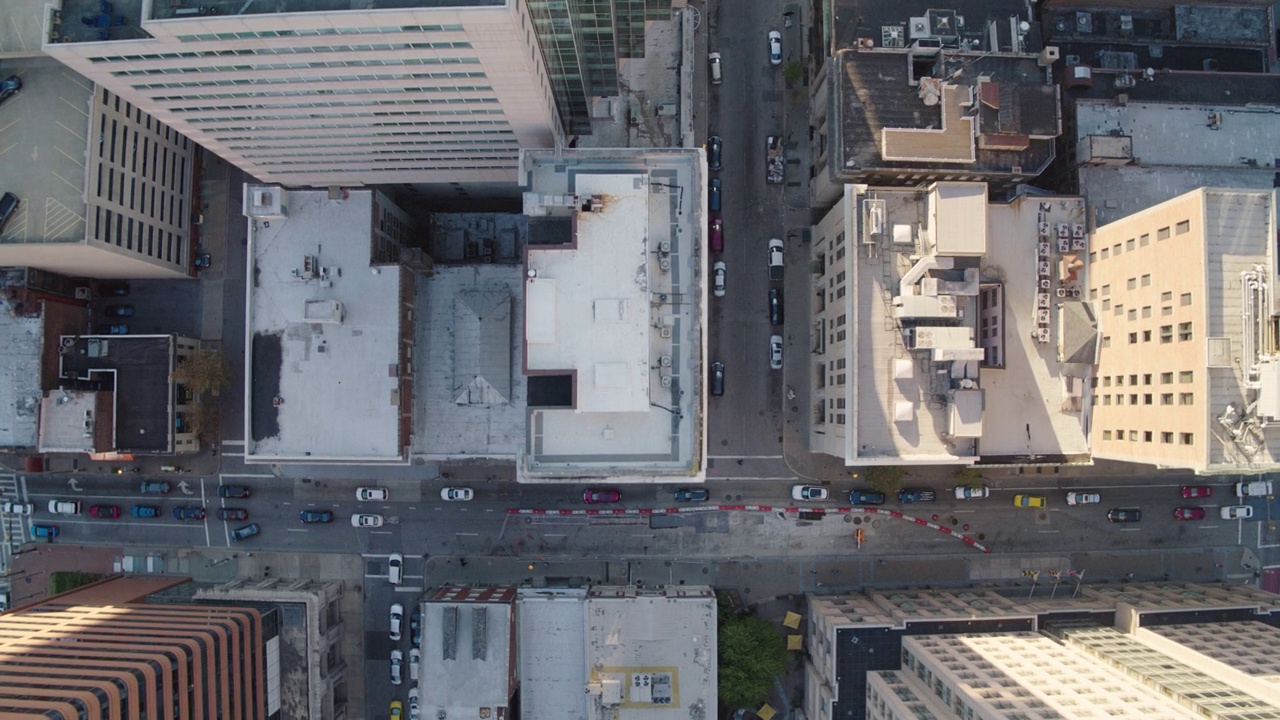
(390, 700, 403, 719)
(390, 648, 403, 685)
(194, 253, 212, 269)
(98, 281, 130, 296)
(32, 524, 58, 539)
(1173, 507, 1206, 521)
(47, 500, 81, 515)
(769, 335, 783, 370)
(953, 486, 989, 500)
(356, 486, 389, 501)
(897, 488, 936, 503)
(1065, 491, 1101, 505)
(1106, 508, 1142, 523)
(1236, 480, 1273, 497)
(710, 361, 725, 397)
(674, 488, 710, 502)
(583, 488, 622, 504)
(409, 647, 421, 679)
(388, 552, 404, 585)
(712, 261, 726, 298)
(410, 610, 422, 646)
(140, 480, 171, 494)
(3, 501, 32, 515)
(0, 76, 22, 108)
(173, 506, 206, 521)
(709, 178, 721, 212)
(767, 238, 784, 280)
(709, 216, 723, 253)
(791, 485, 829, 501)
(1221, 505, 1253, 520)
(89, 504, 120, 519)
(389, 603, 404, 641)
(217, 508, 248, 521)
(1014, 494, 1046, 509)
(96, 323, 129, 334)
(707, 135, 722, 171)
(767, 30, 782, 65)
(0, 192, 19, 234)
(351, 513, 385, 527)
(130, 505, 159, 518)
(219, 485, 251, 498)
(708, 52, 723, 85)
(299, 509, 334, 523)
(440, 487, 474, 501)
(230, 523, 260, 541)
(848, 490, 886, 505)
(104, 304, 134, 317)
(1180, 485, 1213, 499)
(769, 288, 783, 326)
(408, 684, 420, 719)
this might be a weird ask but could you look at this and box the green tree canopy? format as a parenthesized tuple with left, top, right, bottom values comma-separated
(719, 614, 787, 709)
(954, 466, 983, 489)
(173, 349, 230, 397)
(867, 465, 905, 495)
(782, 60, 806, 85)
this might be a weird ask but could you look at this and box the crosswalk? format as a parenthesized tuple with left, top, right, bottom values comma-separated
(0, 472, 23, 579)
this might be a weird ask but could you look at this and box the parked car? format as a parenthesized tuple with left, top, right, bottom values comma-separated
(390, 648, 404, 685)
(409, 648, 421, 681)
(351, 513, 385, 528)
(218, 484, 250, 498)
(769, 335, 783, 370)
(299, 509, 334, 523)
(898, 488, 936, 503)
(1221, 505, 1253, 520)
(440, 487, 474, 501)
(1014, 494, 1046, 509)
(0, 75, 21, 107)
(89, 504, 120, 519)
(389, 603, 404, 641)
(410, 610, 422, 646)
(769, 288, 783, 326)
(230, 523, 261, 541)
(583, 488, 622, 504)
(767, 238, 784, 280)
(47, 500, 81, 515)
(97, 281, 130, 296)
(96, 323, 129, 334)
(709, 178, 721, 212)
(1106, 508, 1142, 523)
(390, 700, 403, 719)
(388, 552, 404, 585)
(173, 506, 206, 521)
(707, 135, 722, 171)
(848, 490, 886, 505)
(710, 361, 725, 397)
(217, 508, 248, 521)
(709, 216, 723, 253)
(1065, 491, 1101, 505)
(791, 485, 828, 501)
(0, 192, 18, 234)
(713, 261, 726, 298)
(767, 30, 782, 65)
(708, 51, 723, 85)
(194, 253, 212, 269)
(674, 488, 710, 502)
(140, 480, 171, 494)
(130, 505, 159, 518)
(32, 524, 58, 539)
(356, 486, 389, 501)
(1173, 507, 1206, 521)
(1180, 485, 1213, 499)
(1236, 480, 1273, 497)
(3, 500, 32, 515)
(953, 486, 989, 500)
(104, 304, 134, 317)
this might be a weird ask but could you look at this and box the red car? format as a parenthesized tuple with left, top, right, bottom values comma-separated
(1174, 507, 1206, 521)
(89, 504, 120, 519)
(582, 488, 622, 504)
(709, 216, 723, 253)
(1181, 485, 1213, 499)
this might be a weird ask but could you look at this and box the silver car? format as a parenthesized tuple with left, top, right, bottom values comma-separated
(389, 603, 404, 641)
(769, 335, 783, 370)
(356, 486, 388, 501)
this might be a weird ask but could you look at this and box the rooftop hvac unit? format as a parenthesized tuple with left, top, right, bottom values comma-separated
(660, 375, 673, 388)
(74, 287, 91, 300)
(862, 199, 886, 244)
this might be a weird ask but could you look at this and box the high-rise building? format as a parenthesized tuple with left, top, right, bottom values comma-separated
(1088, 188, 1280, 473)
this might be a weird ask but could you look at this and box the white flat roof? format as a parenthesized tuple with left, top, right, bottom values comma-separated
(420, 594, 514, 714)
(0, 297, 41, 448)
(244, 188, 403, 462)
(519, 589, 588, 720)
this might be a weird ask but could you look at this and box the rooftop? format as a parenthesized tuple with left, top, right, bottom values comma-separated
(0, 295, 44, 448)
(421, 586, 517, 716)
(244, 187, 406, 463)
(832, 0, 1041, 55)
(519, 588, 589, 720)
(148, 0, 501, 21)
(54, 334, 175, 453)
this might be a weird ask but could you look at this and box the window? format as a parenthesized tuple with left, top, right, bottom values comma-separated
(1103, 395, 1112, 405)
(1116, 394, 1124, 405)
(1102, 336, 1111, 348)
(1129, 374, 1138, 385)
(1128, 332, 1138, 344)
(1142, 330, 1152, 342)
(1127, 278, 1137, 290)
(1102, 299, 1111, 311)
(1103, 376, 1112, 387)
(1090, 251, 1098, 263)
(1157, 226, 1171, 240)
(1141, 274, 1151, 287)
(1113, 243, 1122, 255)
(1101, 284, 1111, 296)
(1162, 306, 1174, 317)
(1179, 322, 1192, 341)
(1129, 430, 1139, 441)
(1143, 374, 1152, 385)
(1129, 393, 1138, 405)
(1090, 287, 1098, 300)
(1101, 247, 1110, 259)
(1180, 292, 1192, 306)
(1126, 239, 1136, 251)
(1180, 432, 1194, 445)
(1161, 432, 1173, 444)
(1142, 306, 1152, 319)
(1143, 431, 1152, 442)
(1176, 220, 1190, 235)
(1103, 430, 1112, 440)
(1179, 371, 1194, 383)
(1114, 303, 1124, 317)
(1128, 308, 1137, 321)
(1161, 291, 1173, 302)
(1144, 394, 1152, 405)
(1180, 393, 1194, 405)
(1160, 325, 1173, 343)
(1161, 393, 1173, 405)
(1161, 372, 1173, 384)
(1140, 233, 1150, 246)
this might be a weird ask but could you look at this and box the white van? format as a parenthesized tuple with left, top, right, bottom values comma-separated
(708, 52, 723, 85)
(1237, 480, 1273, 497)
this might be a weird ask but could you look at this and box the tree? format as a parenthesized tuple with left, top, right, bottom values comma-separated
(782, 60, 806, 85)
(173, 349, 230, 397)
(954, 466, 984, 489)
(191, 403, 221, 442)
(719, 614, 787, 709)
(866, 466, 905, 495)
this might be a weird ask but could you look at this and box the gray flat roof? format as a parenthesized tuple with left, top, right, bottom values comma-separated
(519, 588, 588, 720)
(420, 588, 515, 715)
(0, 296, 43, 448)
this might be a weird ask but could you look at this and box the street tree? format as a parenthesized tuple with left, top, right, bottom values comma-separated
(782, 60, 806, 85)
(173, 349, 230, 397)
(955, 466, 984, 489)
(719, 614, 787, 709)
(867, 465, 905, 495)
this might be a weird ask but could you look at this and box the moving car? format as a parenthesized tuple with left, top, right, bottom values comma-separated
(769, 335, 783, 370)
(130, 505, 159, 518)
(230, 523, 261, 541)
(709, 216, 723, 253)
(1014, 495, 1046, 509)
(104, 304, 134, 317)
(767, 30, 782, 65)
(848, 490, 886, 505)
(388, 552, 404, 585)
(194, 253, 212, 269)
(767, 238, 784, 280)
(674, 488, 710, 502)
(1106, 508, 1142, 523)
(707, 135, 722, 171)
(173, 506, 206, 521)
(96, 323, 129, 334)
(3, 500, 32, 515)
(708, 52, 723, 85)
(299, 509, 334, 523)
(218, 484, 251, 498)
(389, 603, 404, 641)
(1173, 507, 1206, 521)
(356, 486, 389, 501)
(32, 524, 58, 539)
(583, 488, 622, 504)
(769, 288, 783, 326)
(1065, 491, 1101, 505)
(140, 480, 171, 494)
(0, 76, 21, 108)
(1221, 505, 1253, 520)
(89, 504, 120, 519)
(1236, 480, 1273, 497)
(390, 700, 403, 719)
(390, 648, 404, 685)
(710, 361, 725, 397)
(954, 486, 989, 500)
(217, 508, 248, 521)
(1180, 485, 1212, 499)
(47, 500, 81, 515)
(713, 261, 726, 298)
(709, 178, 721, 212)
(791, 485, 829, 501)
(98, 281, 130, 296)
(440, 487, 474, 502)
(351, 513, 385, 528)
(897, 488, 936, 503)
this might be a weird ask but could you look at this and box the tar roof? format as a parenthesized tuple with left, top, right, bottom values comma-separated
(58, 335, 174, 452)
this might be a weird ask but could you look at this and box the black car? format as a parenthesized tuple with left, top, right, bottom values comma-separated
(104, 304, 134, 317)
(848, 490, 886, 505)
(897, 488, 937, 503)
(140, 480, 171, 494)
(194, 253, 212, 269)
(769, 288, 783, 326)
(98, 281, 130, 296)
(218, 508, 248, 521)
(173, 506, 206, 521)
(707, 135, 722, 171)
(674, 488, 710, 502)
(1107, 508, 1142, 523)
(96, 323, 129, 335)
(409, 610, 422, 647)
(230, 523, 260, 542)
(299, 510, 334, 524)
(0, 192, 18, 233)
(0, 76, 21, 108)
(710, 362, 725, 397)
(218, 485, 251, 499)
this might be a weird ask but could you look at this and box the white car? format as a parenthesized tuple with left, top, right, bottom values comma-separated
(953, 486, 989, 500)
(3, 500, 32, 515)
(47, 500, 81, 515)
(351, 513, 385, 528)
(389, 603, 404, 641)
(791, 485, 829, 501)
(1221, 505, 1254, 520)
(409, 648, 421, 679)
(356, 486, 388, 501)
(767, 238, 784, 278)
(390, 648, 403, 685)
(769, 334, 783, 370)
(408, 684, 420, 720)
(1066, 491, 1102, 505)
(768, 30, 782, 65)
(388, 552, 404, 585)
(440, 487, 474, 502)
(713, 261, 726, 298)
(1236, 480, 1273, 497)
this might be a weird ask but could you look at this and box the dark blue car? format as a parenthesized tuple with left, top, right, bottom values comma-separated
(709, 178, 722, 212)
(897, 488, 937, 503)
(299, 510, 333, 524)
(173, 506, 206, 521)
(848, 490, 886, 506)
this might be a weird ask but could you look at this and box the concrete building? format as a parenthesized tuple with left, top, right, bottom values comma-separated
(242, 186, 417, 464)
(805, 581, 1280, 720)
(1088, 187, 1280, 474)
(419, 586, 518, 719)
(517, 149, 708, 482)
(809, 181, 1092, 467)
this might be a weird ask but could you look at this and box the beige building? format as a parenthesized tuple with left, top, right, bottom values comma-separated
(1088, 188, 1280, 473)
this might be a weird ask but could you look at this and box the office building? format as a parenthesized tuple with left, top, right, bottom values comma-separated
(420, 586, 518, 718)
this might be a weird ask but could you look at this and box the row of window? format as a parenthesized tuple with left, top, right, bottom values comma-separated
(113, 56, 482, 78)
(175, 25, 466, 43)
(1091, 219, 1191, 262)
(137, 71, 487, 91)
(95, 206, 183, 264)
(1097, 393, 1194, 406)
(175, 96, 503, 117)
(1101, 429, 1195, 445)
(241, 141, 520, 161)
(1098, 371, 1194, 387)
(225, 131, 514, 148)
(95, 41, 474, 65)
(1124, 322, 1193, 344)
(157, 85, 494, 104)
